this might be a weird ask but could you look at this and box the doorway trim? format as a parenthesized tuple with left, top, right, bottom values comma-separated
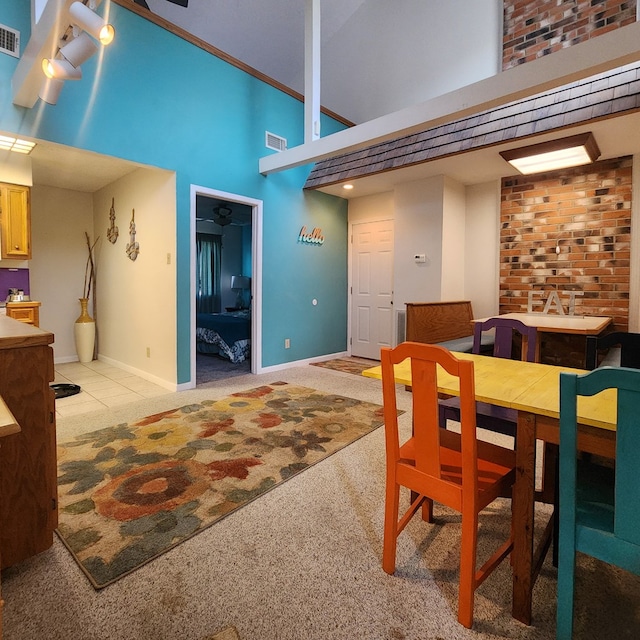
(190, 185, 263, 383)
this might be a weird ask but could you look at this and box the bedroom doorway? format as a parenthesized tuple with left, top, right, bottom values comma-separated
(190, 186, 263, 385)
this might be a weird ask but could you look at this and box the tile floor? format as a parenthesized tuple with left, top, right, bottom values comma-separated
(53, 359, 172, 418)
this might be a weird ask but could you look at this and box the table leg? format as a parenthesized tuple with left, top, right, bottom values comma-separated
(512, 411, 537, 625)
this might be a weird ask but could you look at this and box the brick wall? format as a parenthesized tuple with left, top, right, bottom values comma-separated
(503, 0, 636, 71)
(500, 157, 632, 365)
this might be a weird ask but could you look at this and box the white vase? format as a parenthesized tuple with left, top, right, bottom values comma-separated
(74, 297, 96, 363)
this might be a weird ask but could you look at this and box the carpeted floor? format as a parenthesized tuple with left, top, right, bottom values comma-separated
(205, 626, 241, 640)
(56, 382, 389, 588)
(3, 363, 639, 639)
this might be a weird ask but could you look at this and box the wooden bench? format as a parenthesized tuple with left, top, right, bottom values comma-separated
(405, 300, 493, 352)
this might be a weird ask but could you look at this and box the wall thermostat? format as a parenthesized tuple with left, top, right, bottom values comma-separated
(414, 253, 426, 263)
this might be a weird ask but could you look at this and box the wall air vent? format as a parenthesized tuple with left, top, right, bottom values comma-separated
(0, 24, 19, 58)
(265, 131, 287, 152)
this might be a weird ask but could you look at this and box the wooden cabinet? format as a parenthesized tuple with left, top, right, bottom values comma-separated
(0, 182, 31, 260)
(0, 315, 57, 569)
(6, 300, 41, 327)
(0, 397, 20, 640)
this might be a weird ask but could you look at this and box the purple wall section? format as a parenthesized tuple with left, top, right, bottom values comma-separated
(0, 268, 30, 297)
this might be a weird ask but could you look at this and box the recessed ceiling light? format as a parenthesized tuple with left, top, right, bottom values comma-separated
(0, 135, 36, 154)
(343, 184, 354, 190)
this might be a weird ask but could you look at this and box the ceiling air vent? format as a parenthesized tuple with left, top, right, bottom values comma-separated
(265, 131, 287, 152)
(0, 24, 19, 58)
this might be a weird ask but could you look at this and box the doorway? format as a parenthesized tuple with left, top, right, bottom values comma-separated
(190, 186, 263, 385)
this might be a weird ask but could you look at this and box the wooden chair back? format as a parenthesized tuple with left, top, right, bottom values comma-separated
(557, 367, 640, 638)
(472, 317, 537, 362)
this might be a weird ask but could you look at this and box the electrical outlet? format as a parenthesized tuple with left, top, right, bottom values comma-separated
(166, 253, 171, 265)
(284, 338, 290, 349)
(146, 347, 151, 358)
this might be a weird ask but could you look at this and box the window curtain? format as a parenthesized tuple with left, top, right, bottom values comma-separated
(196, 233, 222, 314)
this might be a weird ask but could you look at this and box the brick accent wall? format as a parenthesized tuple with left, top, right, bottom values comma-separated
(500, 157, 632, 365)
(503, 0, 636, 71)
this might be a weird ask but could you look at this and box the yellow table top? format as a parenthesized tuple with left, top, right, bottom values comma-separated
(362, 351, 616, 431)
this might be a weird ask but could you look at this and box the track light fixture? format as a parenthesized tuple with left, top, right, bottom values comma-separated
(42, 58, 83, 80)
(68, 1, 115, 46)
(59, 32, 99, 67)
(38, 77, 65, 105)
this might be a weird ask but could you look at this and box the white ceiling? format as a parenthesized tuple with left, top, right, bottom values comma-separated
(142, 0, 368, 99)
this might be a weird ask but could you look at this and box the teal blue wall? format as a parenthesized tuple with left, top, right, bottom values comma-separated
(0, 3, 348, 381)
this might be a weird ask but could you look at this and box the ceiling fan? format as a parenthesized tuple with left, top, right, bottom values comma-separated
(213, 205, 235, 227)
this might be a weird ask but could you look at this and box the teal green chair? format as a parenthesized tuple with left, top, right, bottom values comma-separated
(557, 367, 640, 639)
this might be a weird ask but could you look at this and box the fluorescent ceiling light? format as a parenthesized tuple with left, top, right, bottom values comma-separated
(0, 135, 36, 154)
(68, 2, 115, 46)
(499, 132, 601, 174)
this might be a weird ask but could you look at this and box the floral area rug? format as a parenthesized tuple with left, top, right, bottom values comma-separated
(310, 357, 379, 376)
(57, 382, 389, 589)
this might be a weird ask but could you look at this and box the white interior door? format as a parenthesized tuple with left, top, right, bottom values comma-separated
(351, 220, 394, 360)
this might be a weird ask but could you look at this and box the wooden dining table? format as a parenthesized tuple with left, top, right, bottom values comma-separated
(362, 351, 617, 625)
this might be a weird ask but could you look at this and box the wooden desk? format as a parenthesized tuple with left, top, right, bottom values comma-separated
(474, 313, 612, 336)
(473, 313, 612, 365)
(363, 352, 616, 625)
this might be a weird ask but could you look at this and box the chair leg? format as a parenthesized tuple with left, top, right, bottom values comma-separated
(457, 511, 479, 628)
(555, 546, 576, 639)
(382, 479, 400, 574)
(421, 497, 434, 523)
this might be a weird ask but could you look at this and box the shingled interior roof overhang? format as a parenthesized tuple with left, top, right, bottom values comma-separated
(304, 63, 640, 190)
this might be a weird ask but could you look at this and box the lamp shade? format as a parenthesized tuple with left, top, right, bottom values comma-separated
(231, 275, 250, 290)
(499, 132, 600, 175)
(60, 32, 99, 67)
(68, 1, 115, 45)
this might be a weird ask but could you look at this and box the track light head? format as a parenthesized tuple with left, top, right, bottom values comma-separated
(38, 78, 65, 105)
(60, 32, 99, 67)
(42, 58, 83, 80)
(68, 1, 115, 46)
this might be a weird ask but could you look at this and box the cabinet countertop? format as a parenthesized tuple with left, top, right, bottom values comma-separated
(0, 314, 53, 349)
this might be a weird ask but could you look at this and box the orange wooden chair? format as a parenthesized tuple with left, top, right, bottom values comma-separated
(380, 341, 516, 628)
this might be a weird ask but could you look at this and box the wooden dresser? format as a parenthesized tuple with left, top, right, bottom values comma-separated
(0, 315, 57, 571)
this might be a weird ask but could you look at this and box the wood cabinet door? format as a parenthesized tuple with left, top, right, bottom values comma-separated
(0, 183, 31, 260)
(0, 343, 56, 568)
